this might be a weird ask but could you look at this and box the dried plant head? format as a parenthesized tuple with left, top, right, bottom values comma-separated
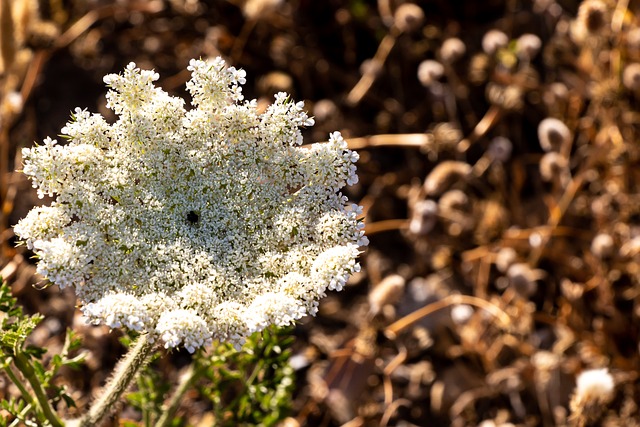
(393, 3, 424, 34)
(622, 63, 640, 92)
(495, 247, 517, 273)
(590, 233, 614, 260)
(569, 368, 615, 425)
(368, 274, 405, 317)
(516, 33, 542, 61)
(537, 117, 571, 152)
(423, 161, 472, 197)
(312, 99, 338, 122)
(469, 52, 490, 84)
(486, 83, 524, 111)
(506, 262, 544, 297)
(432, 122, 462, 149)
(539, 152, 569, 182)
(440, 37, 466, 64)
(577, 0, 609, 35)
(487, 136, 513, 163)
(409, 199, 438, 235)
(625, 27, 640, 53)
(417, 59, 444, 87)
(482, 29, 509, 55)
(242, 0, 283, 20)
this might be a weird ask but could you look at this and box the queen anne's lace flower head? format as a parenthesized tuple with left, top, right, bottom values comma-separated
(15, 57, 368, 352)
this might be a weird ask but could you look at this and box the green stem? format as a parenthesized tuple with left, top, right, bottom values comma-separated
(154, 362, 203, 427)
(77, 333, 155, 427)
(12, 353, 64, 427)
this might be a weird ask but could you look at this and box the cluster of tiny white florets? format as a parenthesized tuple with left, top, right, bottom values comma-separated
(15, 57, 368, 352)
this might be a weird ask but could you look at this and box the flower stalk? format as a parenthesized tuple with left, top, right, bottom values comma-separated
(74, 334, 154, 427)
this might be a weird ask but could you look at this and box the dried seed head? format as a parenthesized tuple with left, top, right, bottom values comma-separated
(486, 83, 524, 111)
(423, 161, 472, 197)
(393, 3, 424, 33)
(495, 247, 517, 273)
(626, 28, 640, 51)
(312, 99, 337, 122)
(440, 37, 466, 63)
(438, 189, 469, 213)
(469, 53, 490, 84)
(409, 199, 438, 235)
(432, 122, 462, 148)
(569, 368, 615, 424)
(623, 63, 640, 91)
(539, 152, 568, 181)
(543, 82, 569, 108)
(450, 304, 474, 325)
(507, 262, 544, 297)
(591, 233, 614, 259)
(487, 136, 513, 163)
(368, 274, 406, 316)
(516, 33, 542, 60)
(577, 0, 609, 34)
(482, 29, 509, 55)
(417, 59, 444, 87)
(537, 117, 571, 152)
(257, 71, 294, 96)
(242, 0, 283, 19)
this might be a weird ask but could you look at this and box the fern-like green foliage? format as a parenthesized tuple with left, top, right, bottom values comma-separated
(125, 325, 295, 427)
(197, 325, 295, 427)
(0, 281, 85, 426)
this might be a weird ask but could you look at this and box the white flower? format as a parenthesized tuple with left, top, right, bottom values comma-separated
(15, 57, 367, 351)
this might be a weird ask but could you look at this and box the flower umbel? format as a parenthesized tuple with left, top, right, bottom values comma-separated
(15, 58, 367, 352)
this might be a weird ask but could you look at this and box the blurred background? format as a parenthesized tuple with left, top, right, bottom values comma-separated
(4, 0, 640, 426)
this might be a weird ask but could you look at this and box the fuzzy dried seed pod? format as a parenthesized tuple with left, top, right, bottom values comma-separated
(393, 3, 424, 33)
(417, 59, 444, 87)
(440, 37, 466, 63)
(576, 0, 609, 34)
(495, 247, 517, 273)
(623, 63, 640, 91)
(516, 33, 542, 60)
(409, 199, 438, 235)
(626, 28, 640, 51)
(257, 71, 294, 96)
(423, 161, 472, 197)
(569, 368, 615, 425)
(487, 136, 513, 163)
(438, 189, 469, 212)
(537, 117, 571, 152)
(482, 29, 509, 55)
(507, 263, 545, 297)
(312, 99, 337, 122)
(368, 274, 406, 316)
(539, 152, 568, 181)
(591, 233, 614, 260)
